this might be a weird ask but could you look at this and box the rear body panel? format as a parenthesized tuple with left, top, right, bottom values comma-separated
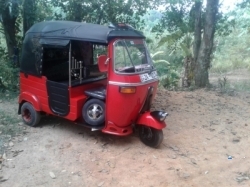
(19, 72, 107, 121)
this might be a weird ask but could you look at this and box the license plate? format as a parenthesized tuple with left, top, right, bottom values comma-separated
(140, 71, 158, 82)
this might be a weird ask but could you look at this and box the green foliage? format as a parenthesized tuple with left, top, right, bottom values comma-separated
(151, 50, 180, 89)
(158, 70, 180, 89)
(150, 1, 195, 89)
(51, 0, 161, 27)
(212, 5, 250, 73)
(36, 0, 54, 21)
(0, 59, 19, 91)
(212, 37, 250, 72)
(158, 31, 193, 57)
(0, 39, 8, 59)
(144, 29, 183, 89)
(141, 10, 162, 32)
(154, 60, 180, 89)
(151, 51, 169, 64)
(22, 0, 54, 34)
(153, 0, 195, 34)
(216, 14, 235, 36)
(239, 0, 250, 9)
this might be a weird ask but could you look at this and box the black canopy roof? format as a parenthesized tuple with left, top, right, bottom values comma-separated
(20, 21, 145, 76)
(26, 21, 145, 45)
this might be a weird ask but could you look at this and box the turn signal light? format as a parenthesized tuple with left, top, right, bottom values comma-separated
(119, 86, 136, 94)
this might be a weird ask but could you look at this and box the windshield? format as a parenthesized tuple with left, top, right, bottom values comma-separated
(114, 39, 154, 74)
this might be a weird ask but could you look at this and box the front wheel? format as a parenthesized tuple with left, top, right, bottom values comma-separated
(82, 99, 105, 126)
(138, 126, 163, 148)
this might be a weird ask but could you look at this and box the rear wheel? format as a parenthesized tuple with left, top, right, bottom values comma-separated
(21, 102, 41, 127)
(138, 125, 163, 148)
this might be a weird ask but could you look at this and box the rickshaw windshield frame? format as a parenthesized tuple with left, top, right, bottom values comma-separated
(113, 39, 154, 74)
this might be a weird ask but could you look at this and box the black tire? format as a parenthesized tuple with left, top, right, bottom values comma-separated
(82, 99, 105, 126)
(21, 102, 41, 127)
(138, 126, 163, 148)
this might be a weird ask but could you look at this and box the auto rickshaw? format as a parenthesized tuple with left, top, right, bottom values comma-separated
(18, 21, 168, 148)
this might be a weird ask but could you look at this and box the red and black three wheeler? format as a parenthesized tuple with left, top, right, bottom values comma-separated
(18, 21, 168, 147)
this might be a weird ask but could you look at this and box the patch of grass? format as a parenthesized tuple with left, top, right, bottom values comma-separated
(0, 94, 21, 154)
(0, 111, 20, 126)
(0, 58, 19, 92)
(210, 69, 250, 93)
(211, 29, 250, 73)
(211, 77, 250, 96)
(211, 61, 250, 73)
(0, 112, 21, 154)
(218, 76, 228, 92)
(0, 90, 19, 101)
(226, 80, 250, 92)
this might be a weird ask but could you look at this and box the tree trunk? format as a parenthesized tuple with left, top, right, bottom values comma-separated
(193, 1, 202, 63)
(182, 56, 194, 87)
(195, 0, 219, 87)
(1, 2, 18, 58)
(182, 1, 201, 88)
(23, 0, 36, 37)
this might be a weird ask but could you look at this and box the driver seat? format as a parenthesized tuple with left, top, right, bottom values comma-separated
(84, 87, 106, 100)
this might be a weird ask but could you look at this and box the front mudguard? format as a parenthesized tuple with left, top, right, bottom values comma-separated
(136, 111, 167, 130)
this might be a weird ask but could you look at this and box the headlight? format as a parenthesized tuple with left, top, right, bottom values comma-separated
(150, 111, 168, 121)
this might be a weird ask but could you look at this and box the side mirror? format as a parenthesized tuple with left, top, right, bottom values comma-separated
(98, 55, 109, 72)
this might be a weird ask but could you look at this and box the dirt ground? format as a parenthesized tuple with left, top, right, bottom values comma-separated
(0, 73, 250, 187)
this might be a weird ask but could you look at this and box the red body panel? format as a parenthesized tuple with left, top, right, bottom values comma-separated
(19, 72, 107, 121)
(105, 81, 158, 126)
(19, 74, 48, 112)
(101, 39, 164, 135)
(68, 80, 107, 121)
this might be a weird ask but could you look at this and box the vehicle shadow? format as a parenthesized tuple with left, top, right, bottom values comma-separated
(37, 115, 139, 148)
